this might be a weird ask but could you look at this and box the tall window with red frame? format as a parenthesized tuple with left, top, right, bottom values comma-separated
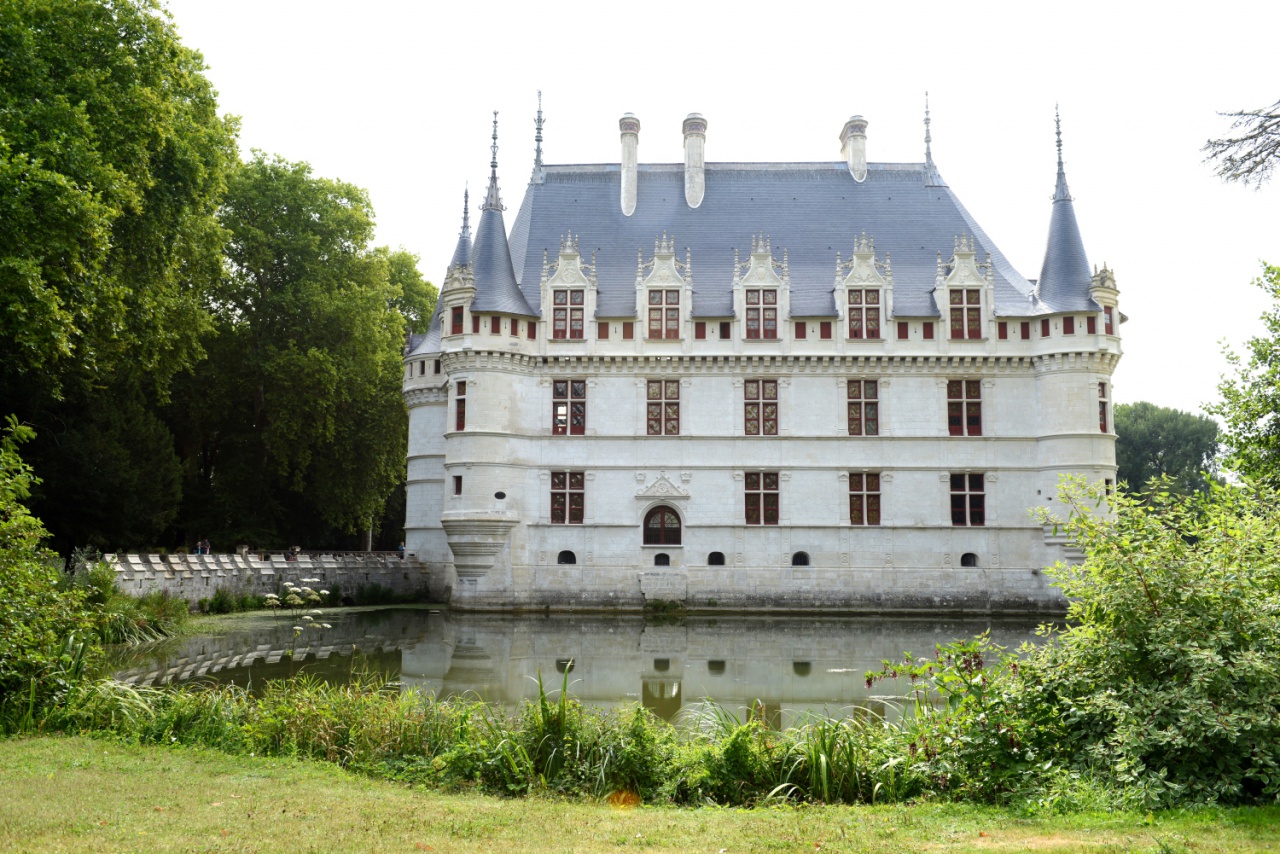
(950, 473, 985, 526)
(744, 379, 778, 435)
(847, 380, 879, 436)
(552, 289, 584, 339)
(647, 290, 680, 339)
(646, 380, 680, 435)
(745, 289, 777, 339)
(552, 380, 586, 435)
(849, 473, 881, 525)
(1104, 306, 1115, 335)
(549, 471, 584, 524)
(1098, 381, 1109, 433)
(949, 289, 982, 339)
(454, 381, 466, 431)
(745, 472, 779, 525)
(947, 380, 982, 436)
(451, 306, 463, 335)
(848, 289, 881, 339)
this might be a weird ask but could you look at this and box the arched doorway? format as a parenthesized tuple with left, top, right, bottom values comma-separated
(643, 506, 682, 545)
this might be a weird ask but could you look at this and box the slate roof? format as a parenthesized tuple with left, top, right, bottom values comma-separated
(1035, 156, 1099, 312)
(507, 160, 1079, 319)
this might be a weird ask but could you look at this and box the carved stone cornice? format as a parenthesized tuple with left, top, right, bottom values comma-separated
(404, 387, 448, 407)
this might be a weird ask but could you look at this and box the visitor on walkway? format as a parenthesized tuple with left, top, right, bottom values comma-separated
(398, 541, 405, 560)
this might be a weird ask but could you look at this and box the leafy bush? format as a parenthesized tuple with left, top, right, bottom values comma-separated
(872, 478, 1280, 808)
(0, 418, 94, 725)
(1028, 479, 1280, 806)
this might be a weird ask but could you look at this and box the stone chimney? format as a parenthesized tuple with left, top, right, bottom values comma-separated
(619, 113, 640, 216)
(840, 115, 868, 183)
(683, 113, 707, 209)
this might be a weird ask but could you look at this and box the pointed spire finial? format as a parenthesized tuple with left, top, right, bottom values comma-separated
(1055, 103, 1062, 165)
(924, 91, 933, 164)
(483, 111, 504, 211)
(462, 185, 470, 235)
(448, 186, 473, 269)
(532, 91, 545, 181)
(1053, 106, 1071, 202)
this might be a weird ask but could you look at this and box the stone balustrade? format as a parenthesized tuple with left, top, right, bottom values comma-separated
(106, 552, 439, 603)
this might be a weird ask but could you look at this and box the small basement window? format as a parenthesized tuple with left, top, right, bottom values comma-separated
(557, 550, 576, 565)
(961, 552, 978, 567)
(707, 551, 725, 566)
(654, 553, 670, 567)
(791, 551, 810, 566)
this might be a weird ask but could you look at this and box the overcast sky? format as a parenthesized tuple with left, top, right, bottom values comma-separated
(163, 0, 1280, 415)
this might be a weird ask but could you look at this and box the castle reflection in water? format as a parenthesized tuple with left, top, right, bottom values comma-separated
(112, 608, 1046, 726)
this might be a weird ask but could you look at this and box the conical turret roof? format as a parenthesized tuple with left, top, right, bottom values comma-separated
(449, 188, 473, 269)
(470, 112, 536, 316)
(1036, 112, 1097, 311)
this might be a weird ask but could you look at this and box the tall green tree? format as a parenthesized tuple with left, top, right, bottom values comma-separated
(0, 0, 237, 397)
(1208, 264, 1280, 486)
(1114, 401, 1219, 494)
(169, 154, 409, 547)
(1, 0, 237, 552)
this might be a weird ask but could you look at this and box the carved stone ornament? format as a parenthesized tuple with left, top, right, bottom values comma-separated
(636, 474, 690, 500)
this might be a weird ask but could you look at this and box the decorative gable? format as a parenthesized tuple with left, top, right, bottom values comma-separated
(635, 473, 690, 500)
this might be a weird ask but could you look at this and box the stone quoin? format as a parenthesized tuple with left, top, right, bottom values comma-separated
(403, 100, 1121, 612)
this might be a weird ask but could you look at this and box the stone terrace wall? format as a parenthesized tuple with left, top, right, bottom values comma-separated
(106, 553, 438, 603)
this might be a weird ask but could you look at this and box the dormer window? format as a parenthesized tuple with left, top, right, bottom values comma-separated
(648, 289, 680, 339)
(552, 289, 585, 339)
(745, 289, 777, 339)
(848, 289, 881, 339)
(949, 289, 982, 339)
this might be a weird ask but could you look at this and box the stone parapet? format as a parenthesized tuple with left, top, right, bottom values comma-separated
(106, 553, 436, 603)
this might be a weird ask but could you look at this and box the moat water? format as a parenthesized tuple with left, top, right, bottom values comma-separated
(111, 607, 1049, 726)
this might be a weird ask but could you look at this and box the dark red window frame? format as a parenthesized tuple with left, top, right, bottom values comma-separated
(998, 321, 1008, 340)
(647, 290, 681, 339)
(643, 505, 681, 545)
(745, 289, 778, 340)
(646, 379, 680, 435)
(1063, 316, 1075, 335)
(1041, 318, 1051, 337)
(897, 321, 909, 340)
(745, 471, 780, 525)
(848, 380, 879, 436)
(744, 379, 778, 436)
(455, 381, 466, 431)
(848, 289, 881, 339)
(552, 289, 585, 339)
(947, 380, 982, 437)
(1087, 315, 1097, 334)
(598, 321, 609, 340)
(949, 289, 982, 339)
(490, 316, 501, 334)
(451, 306, 463, 335)
(794, 321, 806, 339)
(550, 471, 585, 524)
(849, 473, 881, 525)
(623, 322, 634, 340)
(695, 321, 706, 340)
(1099, 382, 1109, 433)
(552, 380, 586, 436)
(720, 321, 732, 339)
(1020, 321, 1031, 340)
(923, 322, 934, 340)
(1104, 307, 1114, 335)
(950, 473, 985, 526)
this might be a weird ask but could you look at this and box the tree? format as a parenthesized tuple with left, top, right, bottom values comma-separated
(168, 154, 409, 546)
(1114, 401, 1219, 494)
(1204, 98, 1280, 188)
(1, 0, 237, 554)
(1206, 265, 1280, 487)
(0, 0, 237, 396)
(385, 248, 438, 329)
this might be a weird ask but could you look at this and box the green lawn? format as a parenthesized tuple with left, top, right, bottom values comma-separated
(1, 737, 1277, 853)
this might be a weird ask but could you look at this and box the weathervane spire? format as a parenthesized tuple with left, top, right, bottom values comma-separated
(534, 91, 544, 168)
(483, 111, 504, 211)
(1053, 105, 1071, 202)
(924, 91, 933, 165)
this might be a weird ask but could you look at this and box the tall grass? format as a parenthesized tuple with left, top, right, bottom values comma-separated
(27, 668, 938, 806)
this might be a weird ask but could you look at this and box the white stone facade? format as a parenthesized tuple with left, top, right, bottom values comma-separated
(404, 110, 1121, 613)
